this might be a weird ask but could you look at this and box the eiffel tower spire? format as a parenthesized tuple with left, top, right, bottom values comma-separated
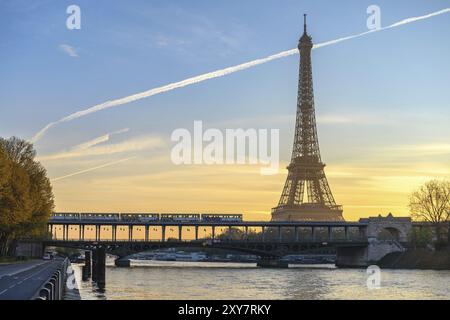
(272, 15, 344, 221)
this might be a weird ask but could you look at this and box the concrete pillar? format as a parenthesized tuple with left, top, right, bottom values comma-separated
(162, 226, 166, 242)
(112, 225, 117, 241)
(145, 226, 149, 242)
(96, 247, 106, 290)
(128, 226, 133, 242)
(212, 226, 215, 240)
(82, 265, 89, 281)
(195, 226, 199, 241)
(92, 249, 98, 282)
(95, 225, 99, 241)
(85, 251, 91, 279)
(178, 226, 182, 241)
(78, 225, 82, 241)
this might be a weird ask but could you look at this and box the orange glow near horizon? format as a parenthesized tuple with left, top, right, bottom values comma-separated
(49, 153, 450, 221)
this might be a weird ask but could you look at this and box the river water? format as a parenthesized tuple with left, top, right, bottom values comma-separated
(71, 261, 450, 300)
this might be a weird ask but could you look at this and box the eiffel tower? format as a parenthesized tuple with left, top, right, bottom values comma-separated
(272, 15, 344, 222)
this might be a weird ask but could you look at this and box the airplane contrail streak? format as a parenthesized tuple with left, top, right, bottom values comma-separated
(50, 156, 136, 182)
(31, 8, 450, 143)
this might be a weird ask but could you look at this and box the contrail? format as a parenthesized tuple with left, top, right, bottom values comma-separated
(31, 8, 450, 143)
(51, 156, 136, 182)
(71, 128, 130, 151)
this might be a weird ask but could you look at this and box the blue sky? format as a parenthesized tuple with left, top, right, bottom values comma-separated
(1, 0, 449, 219)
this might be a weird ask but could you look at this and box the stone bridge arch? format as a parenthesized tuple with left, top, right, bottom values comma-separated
(362, 213, 412, 242)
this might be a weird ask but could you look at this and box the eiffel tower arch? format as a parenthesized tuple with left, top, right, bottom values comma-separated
(272, 15, 344, 222)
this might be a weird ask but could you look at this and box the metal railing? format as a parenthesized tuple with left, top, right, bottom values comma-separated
(32, 258, 69, 300)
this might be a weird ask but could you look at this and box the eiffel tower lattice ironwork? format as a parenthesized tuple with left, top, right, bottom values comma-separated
(272, 15, 344, 221)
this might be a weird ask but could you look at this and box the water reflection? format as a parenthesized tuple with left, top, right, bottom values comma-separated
(71, 261, 450, 300)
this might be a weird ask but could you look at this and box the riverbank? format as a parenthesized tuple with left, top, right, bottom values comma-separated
(378, 249, 450, 270)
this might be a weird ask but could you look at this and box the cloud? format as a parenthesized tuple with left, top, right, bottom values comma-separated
(316, 114, 382, 125)
(58, 44, 79, 57)
(31, 8, 450, 143)
(387, 143, 450, 157)
(71, 128, 130, 151)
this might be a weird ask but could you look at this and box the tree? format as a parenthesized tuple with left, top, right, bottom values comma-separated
(408, 227, 433, 249)
(408, 180, 450, 243)
(0, 147, 9, 186)
(0, 137, 54, 256)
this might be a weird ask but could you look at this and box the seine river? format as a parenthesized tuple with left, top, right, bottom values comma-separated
(71, 261, 450, 300)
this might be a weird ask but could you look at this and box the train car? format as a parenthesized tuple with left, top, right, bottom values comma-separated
(120, 213, 159, 222)
(80, 213, 120, 221)
(201, 214, 243, 222)
(160, 214, 201, 222)
(51, 212, 80, 221)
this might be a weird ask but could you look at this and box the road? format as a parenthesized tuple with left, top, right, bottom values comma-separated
(0, 259, 64, 300)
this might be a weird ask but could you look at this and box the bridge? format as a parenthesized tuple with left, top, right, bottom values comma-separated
(38, 213, 447, 286)
(44, 213, 436, 264)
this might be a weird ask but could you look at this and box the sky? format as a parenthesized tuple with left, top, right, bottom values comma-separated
(1, 0, 450, 221)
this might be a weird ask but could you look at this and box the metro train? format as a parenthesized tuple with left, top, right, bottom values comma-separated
(50, 212, 243, 222)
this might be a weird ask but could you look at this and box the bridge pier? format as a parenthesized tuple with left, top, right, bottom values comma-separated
(96, 247, 106, 290)
(195, 226, 199, 241)
(82, 250, 92, 280)
(92, 249, 98, 282)
(90, 248, 106, 289)
(145, 226, 149, 242)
